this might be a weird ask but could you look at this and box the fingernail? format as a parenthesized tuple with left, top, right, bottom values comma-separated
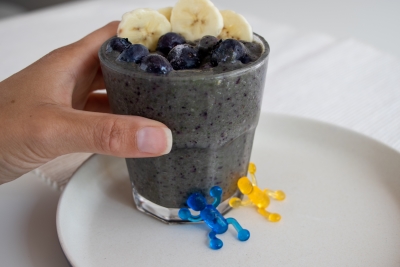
(137, 127, 173, 155)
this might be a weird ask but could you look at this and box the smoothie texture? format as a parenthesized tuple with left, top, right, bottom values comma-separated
(99, 0, 270, 221)
(99, 34, 269, 208)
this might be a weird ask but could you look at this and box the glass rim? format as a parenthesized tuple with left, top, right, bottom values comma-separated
(99, 33, 270, 81)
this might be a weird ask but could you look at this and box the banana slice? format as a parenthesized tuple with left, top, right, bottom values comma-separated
(158, 7, 173, 21)
(170, 0, 223, 41)
(219, 10, 253, 42)
(117, 8, 171, 51)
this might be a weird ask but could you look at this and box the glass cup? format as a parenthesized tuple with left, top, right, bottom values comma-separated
(99, 33, 269, 223)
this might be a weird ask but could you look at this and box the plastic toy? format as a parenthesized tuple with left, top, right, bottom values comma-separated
(178, 186, 250, 250)
(229, 163, 285, 222)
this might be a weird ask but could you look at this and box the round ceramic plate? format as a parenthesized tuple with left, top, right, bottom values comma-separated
(57, 113, 400, 267)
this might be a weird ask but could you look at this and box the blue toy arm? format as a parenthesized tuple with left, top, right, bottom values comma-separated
(178, 208, 202, 222)
(226, 218, 250, 241)
(210, 186, 222, 208)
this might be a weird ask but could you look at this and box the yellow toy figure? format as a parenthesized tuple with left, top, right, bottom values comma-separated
(229, 163, 285, 222)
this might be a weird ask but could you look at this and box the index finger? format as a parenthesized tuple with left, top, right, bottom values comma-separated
(71, 21, 120, 75)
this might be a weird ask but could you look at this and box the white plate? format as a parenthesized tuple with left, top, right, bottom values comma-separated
(57, 113, 400, 267)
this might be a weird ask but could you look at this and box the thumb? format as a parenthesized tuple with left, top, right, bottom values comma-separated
(56, 109, 172, 157)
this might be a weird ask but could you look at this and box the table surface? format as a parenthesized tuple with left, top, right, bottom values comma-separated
(0, 0, 399, 266)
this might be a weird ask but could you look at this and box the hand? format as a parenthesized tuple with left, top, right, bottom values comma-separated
(0, 22, 172, 184)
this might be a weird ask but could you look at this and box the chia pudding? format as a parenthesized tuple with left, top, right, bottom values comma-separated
(100, 31, 269, 221)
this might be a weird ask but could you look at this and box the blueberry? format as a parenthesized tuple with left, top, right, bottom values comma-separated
(106, 37, 131, 53)
(117, 44, 149, 63)
(240, 54, 257, 64)
(210, 39, 248, 66)
(240, 41, 261, 63)
(156, 32, 186, 55)
(140, 54, 173, 74)
(167, 44, 201, 70)
(197, 35, 219, 58)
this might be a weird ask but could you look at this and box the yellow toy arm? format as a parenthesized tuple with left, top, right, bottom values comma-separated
(229, 197, 252, 208)
(248, 162, 257, 186)
(263, 189, 286, 201)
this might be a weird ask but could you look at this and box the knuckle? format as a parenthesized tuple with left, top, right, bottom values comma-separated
(43, 45, 77, 65)
(96, 118, 129, 154)
(44, 47, 67, 61)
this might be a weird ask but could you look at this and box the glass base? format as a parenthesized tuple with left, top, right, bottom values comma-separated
(131, 183, 242, 224)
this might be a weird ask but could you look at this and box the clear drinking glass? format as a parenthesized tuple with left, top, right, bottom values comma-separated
(99, 34, 269, 223)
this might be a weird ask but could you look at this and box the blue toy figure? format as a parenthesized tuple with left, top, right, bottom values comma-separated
(178, 186, 250, 250)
